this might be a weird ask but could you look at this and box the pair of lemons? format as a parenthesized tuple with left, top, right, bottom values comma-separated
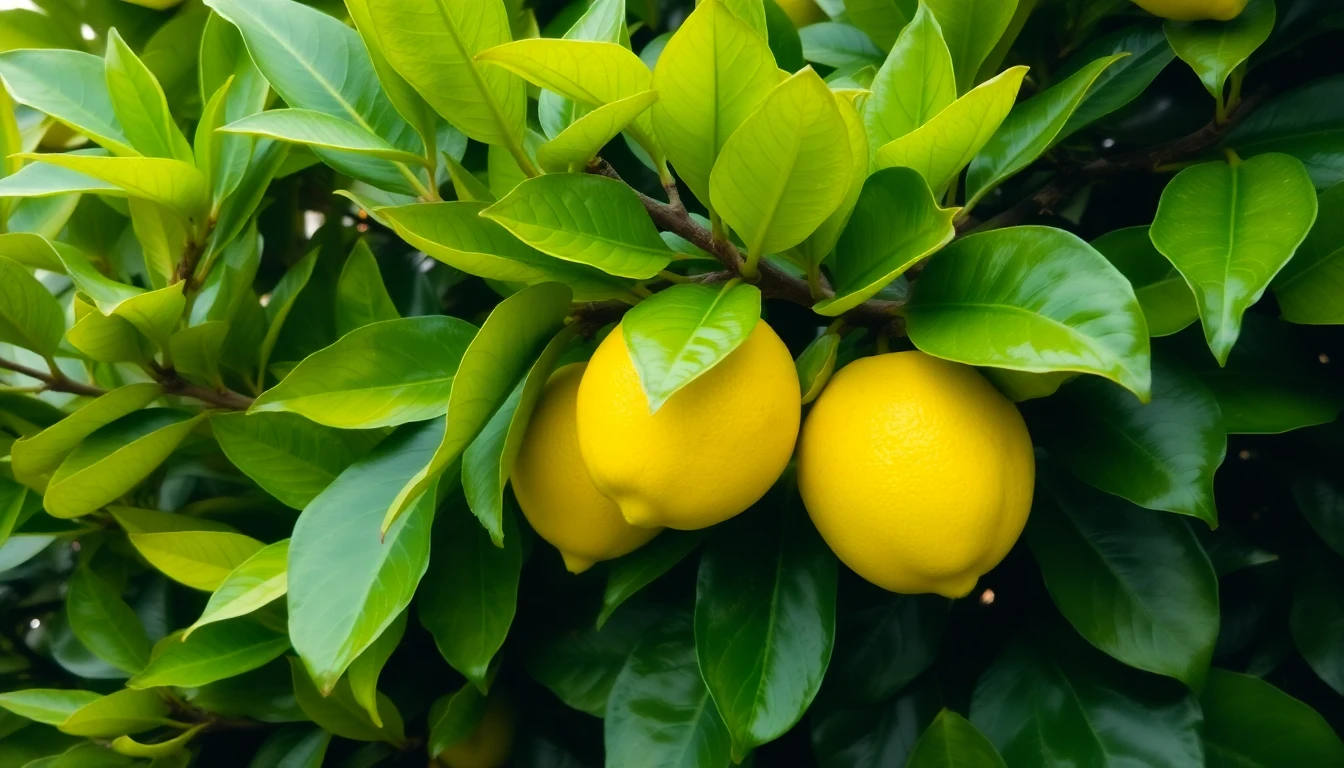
(513, 317, 1034, 599)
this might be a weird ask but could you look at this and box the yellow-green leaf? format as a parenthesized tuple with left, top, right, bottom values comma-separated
(536, 90, 659, 172)
(14, 153, 208, 222)
(128, 530, 266, 591)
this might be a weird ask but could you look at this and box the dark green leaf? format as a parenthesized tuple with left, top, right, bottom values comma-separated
(1224, 75, 1344, 189)
(288, 658, 404, 744)
(65, 566, 150, 676)
(599, 530, 707, 629)
(1059, 25, 1174, 138)
(1201, 669, 1344, 766)
(1091, 226, 1197, 337)
(826, 587, 948, 705)
(797, 333, 840, 405)
(1289, 548, 1344, 695)
(246, 726, 331, 768)
(426, 685, 487, 757)
(1293, 475, 1344, 558)
(1274, 181, 1344, 324)
(800, 23, 884, 69)
(346, 610, 407, 729)
(810, 674, 942, 768)
(528, 602, 660, 718)
(906, 710, 1006, 768)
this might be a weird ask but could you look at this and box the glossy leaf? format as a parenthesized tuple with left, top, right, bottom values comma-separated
(104, 29, 192, 162)
(443, 152, 495, 203)
(249, 316, 477, 429)
(810, 674, 942, 768)
(289, 658, 405, 744)
(874, 67, 1027, 194)
(66, 566, 151, 675)
(129, 530, 266, 591)
(1028, 463, 1219, 686)
(1274, 182, 1344, 324)
(1060, 25, 1175, 139)
(427, 685, 487, 756)
(622, 282, 762, 413)
(1201, 670, 1344, 766)
(906, 226, 1152, 400)
(110, 723, 207, 759)
(0, 257, 64, 358)
(129, 621, 289, 689)
(862, 4, 955, 155)
(792, 91, 869, 272)
(1165, 0, 1274, 100)
(537, 91, 660, 172)
(926, 0, 1017, 93)
(527, 603, 660, 718)
(59, 689, 170, 738)
(1150, 153, 1318, 364)
(796, 333, 840, 405)
(14, 154, 208, 222)
(599, 530, 707, 628)
(347, 611, 407, 728)
(187, 539, 289, 637)
(0, 49, 134, 156)
(906, 710, 1006, 768)
(220, 109, 429, 167)
(335, 240, 400, 337)
(0, 689, 101, 727)
(800, 23, 884, 69)
(108, 506, 235, 535)
(169, 322, 228, 389)
(1223, 75, 1344, 189)
(212, 412, 381, 509)
(816, 168, 957, 316)
(288, 420, 440, 694)
(1092, 226, 1198, 337)
(827, 586, 948, 705)
(483, 174, 673, 279)
(1290, 549, 1344, 695)
(345, 0, 439, 165)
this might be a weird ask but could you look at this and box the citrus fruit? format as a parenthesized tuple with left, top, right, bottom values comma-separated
(1129, 0, 1247, 21)
(576, 321, 800, 530)
(512, 363, 661, 573)
(437, 694, 514, 768)
(796, 351, 1034, 598)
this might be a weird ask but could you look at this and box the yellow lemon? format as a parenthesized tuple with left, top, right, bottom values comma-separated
(437, 693, 514, 768)
(576, 321, 800, 530)
(512, 363, 661, 573)
(796, 352, 1034, 598)
(777, 0, 828, 27)
(1129, 0, 1247, 21)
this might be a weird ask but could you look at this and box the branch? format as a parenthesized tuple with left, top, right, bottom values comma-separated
(0, 357, 254, 411)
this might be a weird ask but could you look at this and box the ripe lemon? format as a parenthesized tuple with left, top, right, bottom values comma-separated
(1129, 0, 1247, 21)
(797, 352, 1034, 598)
(512, 363, 661, 573)
(777, 0, 828, 27)
(576, 321, 800, 530)
(437, 694, 514, 768)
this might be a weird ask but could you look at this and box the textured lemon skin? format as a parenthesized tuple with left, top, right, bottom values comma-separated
(1130, 0, 1247, 21)
(777, 0, 828, 27)
(576, 322, 801, 530)
(437, 695, 514, 768)
(511, 363, 661, 573)
(797, 352, 1034, 598)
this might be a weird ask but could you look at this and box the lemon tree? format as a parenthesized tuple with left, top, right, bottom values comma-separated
(0, 0, 1343, 766)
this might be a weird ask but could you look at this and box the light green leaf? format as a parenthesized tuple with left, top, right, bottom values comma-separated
(384, 282, 573, 533)
(536, 91, 660, 172)
(130, 530, 265, 592)
(113, 282, 186, 350)
(1150, 153, 1318, 364)
(814, 167, 957, 316)
(362, 0, 526, 154)
(169, 321, 228, 389)
(537, 0, 629, 139)
(288, 420, 440, 694)
(907, 710, 1007, 768)
(258, 248, 317, 385)
(0, 232, 68, 272)
(874, 66, 1027, 194)
(129, 621, 289, 689)
(651, 0, 779, 208)
(711, 68, 852, 260)
(220, 109, 430, 167)
(0, 49, 134, 156)
(186, 539, 289, 638)
(66, 566, 150, 675)
(0, 159, 122, 202)
(60, 689, 170, 738)
(107, 506, 235, 534)
(800, 22, 884, 69)
(249, 316, 477, 430)
(483, 174, 673, 279)
(863, 3, 955, 153)
(110, 723, 207, 759)
(0, 256, 65, 358)
(966, 54, 1126, 208)
(442, 153, 495, 203)
(1165, 0, 1274, 101)
(0, 690, 101, 727)
(289, 658, 405, 744)
(14, 154, 208, 222)
(198, 11, 270, 206)
(906, 226, 1152, 400)
(345, 0, 440, 165)
(926, 0, 1018, 93)
(44, 409, 205, 519)
(1202, 670, 1344, 766)
(347, 610, 407, 728)
(478, 39, 651, 108)
(212, 412, 380, 510)
(1092, 226, 1198, 337)
(623, 282, 762, 413)
(335, 240, 400, 337)
(65, 303, 147, 364)
(791, 91, 869, 271)
(1274, 182, 1344, 324)
(104, 29, 193, 163)
(128, 198, 188, 290)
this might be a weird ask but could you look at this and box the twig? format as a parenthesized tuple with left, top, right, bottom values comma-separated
(0, 357, 254, 411)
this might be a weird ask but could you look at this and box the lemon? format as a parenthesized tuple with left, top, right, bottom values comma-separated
(512, 363, 661, 573)
(1129, 0, 1247, 21)
(576, 321, 800, 530)
(777, 0, 828, 27)
(797, 352, 1034, 598)
(437, 693, 514, 768)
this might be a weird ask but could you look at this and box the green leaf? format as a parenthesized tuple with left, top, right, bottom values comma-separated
(66, 566, 151, 675)
(212, 412, 381, 510)
(284, 423, 437, 696)
(345, 0, 439, 167)
(462, 325, 578, 544)
(1294, 474, 1344, 559)
(249, 316, 477, 429)
(529, 605, 661, 720)
(199, 12, 271, 206)
(0, 690, 101, 727)
(129, 530, 266, 591)
(1092, 226, 1198, 337)
(815, 167, 957, 316)
(800, 23, 884, 69)
(288, 658, 405, 744)
(907, 226, 1152, 400)
(763, 0, 805, 72)
(257, 248, 317, 385)
(792, 91, 869, 272)
(1201, 670, 1344, 766)
(966, 54, 1126, 208)
(810, 676, 942, 768)
(0, 257, 65, 358)
(129, 621, 289, 689)
(926, 0, 1018, 93)
(537, 0, 629, 138)
(1028, 462, 1219, 687)
(710, 68, 852, 261)
(1165, 0, 1274, 100)
(650, 0, 779, 208)
(796, 333, 840, 405)
(0, 159, 121, 201)
(907, 710, 1006, 768)
(187, 539, 289, 637)
(110, 723, 207, 759)
(426, 685, 487, 756)
(606, 613, 731, 768)
(44, 409, 204, 519)
(419, 496, 521, 689)
(178, 659, 304, 724)
(59, 689, 171, 738)
(347, 610, 406, 728)
(1223, 75, 1344, 189)
(599, 530, 707, 629)
(875, 66, 1027, 194)
(443, 153, 496, 203)
(220, 110, 429, 168)
(385, 282, 573, 533)
(0, 232, 68, 272)
(1059, 25, 1175, 139)
(14, 154, 208, 223)
(0, 49, 134, 156)
(695, 485, 837, 759)
(862, 4, 956, 154)
(1150, 153, 1318, 364)
(536, 91, 661, 172)
(104, 29, 193, 163)
(379, 202, 633, 300)
(108, 506, 236, 535)
(970, 630, 1203, 766)
(1030, 359, 1224, 523)
(483, 174, 673, 280)
(1274, 181, 1344, 324)
(362, 0, 527, 152)
(65, 305, 147, 364)
(335, 240, 399, 337)
(827, 588, 948, 704)
(1290, 549, 1344, 695)
(622, 282, 762, 413)
(169, 322, 228, 389)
